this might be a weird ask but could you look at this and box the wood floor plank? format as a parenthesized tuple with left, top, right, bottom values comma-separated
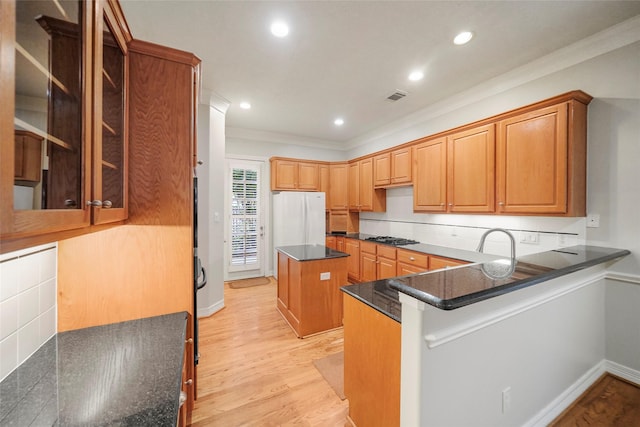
(550, 373, 640, 426)
(191, 279, 349, 426)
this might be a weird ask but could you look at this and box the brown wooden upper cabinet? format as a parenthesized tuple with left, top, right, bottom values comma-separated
(319, 163, 330, 210)
(1, 0, 130, 245)
(414, 124, 495, 214)
(329, 162, 349, 210)
(270, 157, 320, 191)
(374, 147, 412, 188)
(349, 158, 386, 212)
(496, 97, 589, 216)
(413, 137, 447, 212)
(447, 124, 495, 213)
(14, 130, 43, 187)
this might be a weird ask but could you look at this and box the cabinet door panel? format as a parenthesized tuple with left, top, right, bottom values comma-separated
(378, 257, 397, 280)
(319, 164, 330, 209)
(391, 147, 412, 184)
(497, 104, 568, 214)
(447, 124, 495, 213)
(348, 162, 360, 210)
(413, 138, 447, 212)
(374, 153, 390, 187)
(345, 238, 360, 281)
(359, 158, 374, 210)
(297, 161, 319, 190)
(272, 160, 297, 190)
(329, 163, 349, 209)
(360, 252, 377, 282)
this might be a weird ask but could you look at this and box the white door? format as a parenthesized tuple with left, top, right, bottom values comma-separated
(226, 160, 264, 276)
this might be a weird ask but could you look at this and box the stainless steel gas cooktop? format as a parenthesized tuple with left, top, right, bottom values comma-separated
(364, 236, 419, 246)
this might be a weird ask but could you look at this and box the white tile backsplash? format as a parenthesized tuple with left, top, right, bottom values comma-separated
(0, 243, 57, 382)
(360, 187, 587, 258)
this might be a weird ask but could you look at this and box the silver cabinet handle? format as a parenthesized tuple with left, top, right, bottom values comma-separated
(87, 200, 102, 207)
(185, 379, 193, 386)
(448, 203, 453, 206)
(498, 201, 504, 206)
(185, 338, 193, 344)
(409, 257, 415, 261)
(64, 199, 77, 208)
(102, 200, 112, 208)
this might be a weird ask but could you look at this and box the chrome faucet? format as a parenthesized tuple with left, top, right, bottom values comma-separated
(477, 228, 516, 260)
(477, 228, 517, 279)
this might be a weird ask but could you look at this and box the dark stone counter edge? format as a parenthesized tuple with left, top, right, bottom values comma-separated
(340, 286, 401, 323)
(276, 245, 349, 262)
(389, 249, 631, 310)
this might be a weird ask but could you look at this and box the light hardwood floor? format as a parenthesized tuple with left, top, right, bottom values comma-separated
(190, 279, 350, 426)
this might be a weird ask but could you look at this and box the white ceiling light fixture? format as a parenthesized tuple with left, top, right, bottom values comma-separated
(270, 21, 289, 38)
(408, 70, 424, 81)
(239, 102, 251, 109)
(453, 31, 473, 45)
(334, 118, 344, 126)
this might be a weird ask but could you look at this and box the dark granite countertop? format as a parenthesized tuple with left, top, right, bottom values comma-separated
(0, 312, 187, 426)
(342, 245, 630, 320)
(277, 244, 349, 261)
(327, 232, 499, 263)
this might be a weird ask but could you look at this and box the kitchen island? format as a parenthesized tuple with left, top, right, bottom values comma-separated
(276, 245, 349, 338)
(0, 312, 187, 426)
(341, 245, 630, 427)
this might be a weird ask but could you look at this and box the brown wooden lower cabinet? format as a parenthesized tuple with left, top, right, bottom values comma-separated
(344, 293, 400, 427)
(429, 255, 467, 270)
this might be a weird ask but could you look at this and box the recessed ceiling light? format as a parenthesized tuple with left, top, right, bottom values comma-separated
(239, 102, 251, 110)
(270, 21, 289, 38)
(454, 31, 473, 45)
(408, 71, 424, 81)
(334, 118, 344, 126)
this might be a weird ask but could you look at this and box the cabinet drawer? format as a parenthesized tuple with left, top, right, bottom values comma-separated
(377, 245, 396, 260)
(360, 241, 377, 255)
(396, 249, 428, 269)
(429, 255, 467, 270)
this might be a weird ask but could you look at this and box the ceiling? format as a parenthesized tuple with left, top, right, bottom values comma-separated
(119, 1, 640, 145)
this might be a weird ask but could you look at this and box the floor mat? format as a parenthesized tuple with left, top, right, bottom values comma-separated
(313, 351, 345, 400)
(228, 277, 271, 289)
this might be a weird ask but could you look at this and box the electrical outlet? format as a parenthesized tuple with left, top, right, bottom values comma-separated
(587, 214, 600, 228)
(320, 272, 330, 280)
(520, 231, 539, 244)
(502, 387, 512, 413)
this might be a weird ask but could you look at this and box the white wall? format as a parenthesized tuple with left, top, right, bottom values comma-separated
(226, 129, 347, 162)
(0, 243, 57, 382)
(196, 92, 228, 318)
(401, 267, 608, 427)
(352, 40, 640, 274)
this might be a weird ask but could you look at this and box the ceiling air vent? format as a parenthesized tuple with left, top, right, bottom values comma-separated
(386, 90, 408, 101)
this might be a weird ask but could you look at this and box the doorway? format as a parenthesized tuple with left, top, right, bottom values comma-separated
(224, 158, 266, 280)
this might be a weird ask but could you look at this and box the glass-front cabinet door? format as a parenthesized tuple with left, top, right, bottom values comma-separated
(1, 0, 92, 241)
(92, 1, 128, 224)
(1, 0, 129, 246)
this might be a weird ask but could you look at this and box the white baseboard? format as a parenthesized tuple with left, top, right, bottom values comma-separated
(197, 299, 224, 318)
(525, 359, 640, 427)
(605, 359, 640, 385)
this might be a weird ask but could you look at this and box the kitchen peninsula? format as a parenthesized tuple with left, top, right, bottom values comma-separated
(341, 244, 630, 427)
(276, 245, 349, 338)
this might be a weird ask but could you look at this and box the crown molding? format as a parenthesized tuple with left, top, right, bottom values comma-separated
(226, 127, 347, 151)
(200, 88, 230, 114)
(345, 14, 640, 151)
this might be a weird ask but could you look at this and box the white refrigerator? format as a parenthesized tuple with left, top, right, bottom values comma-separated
(272, 191, 326, 278)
